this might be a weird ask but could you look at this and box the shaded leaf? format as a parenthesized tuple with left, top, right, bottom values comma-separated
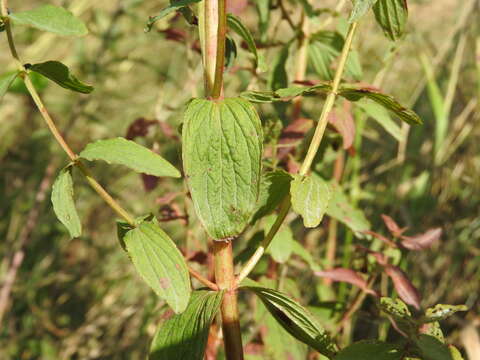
(401, 228, 442, 251)
(0, 71, 19, 102)
(144, 0, 201, 32)
(225, 35, 238, 68)
(349, 0, 379, 22)
(339, 86, 422, 125)
(80, 137, 180, 178)
(227, 13, 259, 68)
(121, 220, 191, 313)
(326, 182, 370, 233)
(384, 265, 421, 310)
(182, 98, 263, 240)
(251, 170, 293, 224)
(356, 100, 402, 141)
(415, 334, 453, 360)
(373, 0, 408, 41)
(9, 5, 88, 36)
(265, 215, 294, 263)
(51, 166, 82, 238)
(269, 42, 290, 91)
(290, 173, 330, 228)
(29, 61, 93, 94)
(244, 286, 337, 357)
(423, 304, 468, 323)
(149, 290, 223, 359)
(334, 340, 402, 360)
(291, 241, 321, 272)
(329, 103, 355, 150)
(315, 268, 377, 296)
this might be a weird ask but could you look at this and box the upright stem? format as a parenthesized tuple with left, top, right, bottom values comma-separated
(237, 22, 358, 284)
(213, 241, 243, 360)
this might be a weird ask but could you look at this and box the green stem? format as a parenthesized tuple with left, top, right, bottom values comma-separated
(236, 22, 358, 285)
(213, 241, 244, 360)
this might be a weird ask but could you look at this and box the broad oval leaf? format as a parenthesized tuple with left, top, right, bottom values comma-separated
(29, 61, 93, 94)
(149, 290, 223, 360)
(227, 13, 259, 68)
(51, 166, 82, 238)
(0, 71, 19, 102)
(339, 86, 422, 125)
(349, 0, 379, 22)
(290, 173, 330, 228)
(9, 5, 88, 36)
(182, 97, 263, 240)
(244, 286, 337, 357)
(335, 340, 402, 360)
(373, 0, 408, 41)
(121, 220, 191, 313)
(80, 137, 180, 178)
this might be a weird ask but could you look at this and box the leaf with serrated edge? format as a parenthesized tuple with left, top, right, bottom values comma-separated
(80, 137, 180, 178)
(182, 97, 263, 240)
(29, 61, 93, 94)
(51, 166, 82, 238)
(149, 290, 223, 360)
(244, 286, 337, 357)
(9, 5, 88, 36)
(0, 72, 19, 102)
(122, 220, 191, 313)
(291, 173, 330, 228)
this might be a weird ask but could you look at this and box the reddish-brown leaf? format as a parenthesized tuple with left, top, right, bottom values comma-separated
(126, 117, 157, 140)
(381, 214, 407, 237)
(315, 268, 377, 296)
(401, 228, 442, 251)
(328, 102, 355, 150)
(277, 118, 314, 160)
(384, 265, 421, 310)
(141, 173, 159, 192)
(363, 230, 397, 248)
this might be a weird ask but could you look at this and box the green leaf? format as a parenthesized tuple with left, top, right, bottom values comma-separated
(121, 220, 191, 313)
(9, 5, 88, 36)
(291, 241, 321, 272)
(182, 97, 263, 240)
(356, 100, 402, 141)
(326, 182, 370, 233)
(244, 286, 337, 357)
(149, 290, 223, 359)
(448, 345, 464, 360)
(264, 215, 293, 263)
(8, 71, 49, 94)
(380, 297, 411, 319)
(415, 335, 453, 360)
(144, 0, 201, 32)
(225, 35, 238, 69)
(290, 173, 330, 228)
(241, 83, 332, 103)
(0, 71, 19, 102)
(339, 86, 422, 125)
(420, 322, 445, 343)
(269, 42, 290, 91)
(227, 13, 259, 68)
(251, 170, 292, 224)
(29, 61, 93, 94)
(349, 0, 379, 22)
(423, 304, 468, 323)
(335, 340, 402, 360)
(51, 166, 82, 238)
(80, 137, 180, 178)
(373, 0, 408, 41)
(254, 0, 270, 43)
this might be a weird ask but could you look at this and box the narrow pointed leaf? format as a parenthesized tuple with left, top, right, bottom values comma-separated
(401, 228, 442, 251)
(315, 268, 377, 296)
(121, 220, 191, 313)
(149, 290, 224, 360)
(227, 13, 259, 67)
(182, 97, 263, 240)
(373, 0, 408, 41)
(349, 0, 379, 22)
(339, 86, 422, 125)
(0, 71, 19, 102)
(244, 286, 337, 357)
(290, 173, 330, 228)
(51, 166, 82, 238)
(144, 0, 201, 32)
(9, 5, 88, 36)
(335, 340, 402, 360)
(80, 137, 180, 178)
(384, 265, 421, 310)
(29, 61, 93, 94)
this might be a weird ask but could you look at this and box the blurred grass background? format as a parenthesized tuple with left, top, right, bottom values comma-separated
(0, 0, 479, 359)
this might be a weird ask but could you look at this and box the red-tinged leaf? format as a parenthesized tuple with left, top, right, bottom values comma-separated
(363, 230, 397, 248)
(356, 245, 389, 266)
(277, 118, 314, 160)
(126, 117, 157, 140)
(381, 214, 406, 236)
(156, 191, 181, 205)
(142, 173, 159, 192)
(401, 228, 442, 251)
(384, 265, 421, 310)
(328, 102, 355, 150)
(315, 268, 378, 296)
